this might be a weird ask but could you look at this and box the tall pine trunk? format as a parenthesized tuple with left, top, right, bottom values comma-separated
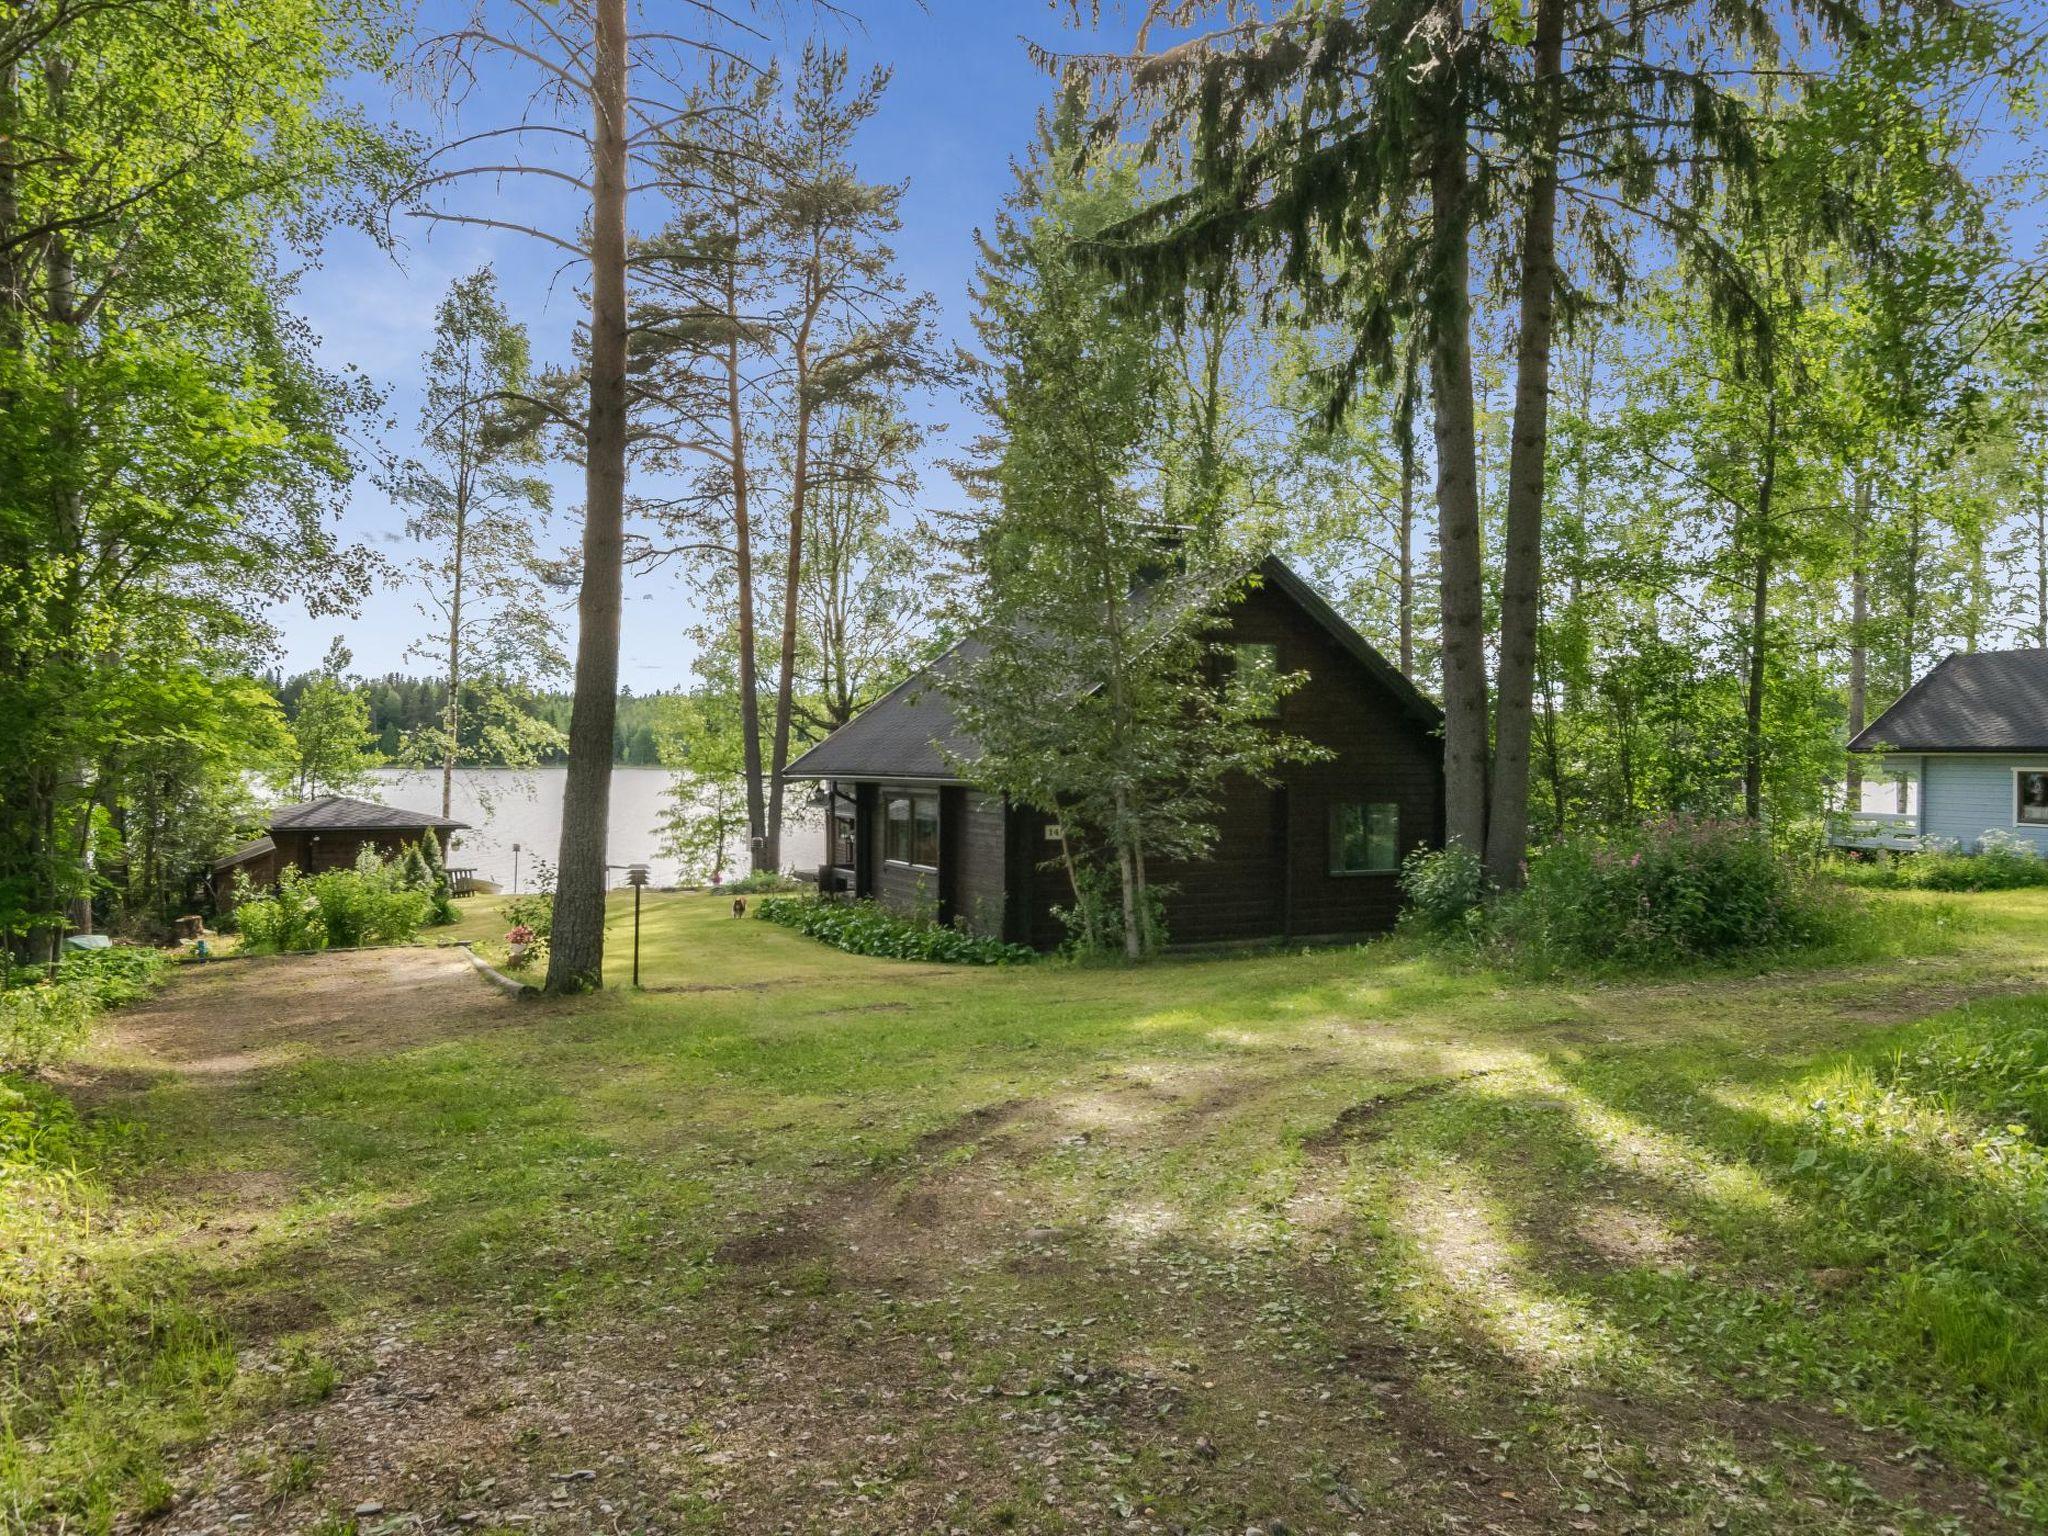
(1846, 471, 1869, 811)
(765, 296, 819, 873)
(443, 471, 467, 821)
(1896, 499, 1922, 814)
(1397, 428, 1416, 676)
(765, 377, 810, 872)
(1741, 397, 1778, 824)
(724, 303, 768, 871)
(1426, 41, 1489, 857)
(2033, 453, 2047, 647)
(546, 0, 629, 994)
(1484, 0, 1563, 888)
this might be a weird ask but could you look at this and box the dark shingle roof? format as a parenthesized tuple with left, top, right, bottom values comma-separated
(214, 835, 276, 871)
(783, 556, 1441, 784)
(1849, 650, 2048, 753)
(268, 795, 468, 833)
(783, 641, 985, 781)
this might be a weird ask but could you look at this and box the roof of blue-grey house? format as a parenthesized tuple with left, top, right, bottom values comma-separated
(1848, 649, 2048, 753)
(781, 556, 1442, 784)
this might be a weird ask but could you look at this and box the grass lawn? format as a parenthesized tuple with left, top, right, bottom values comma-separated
(6, 888, 2048, 1534)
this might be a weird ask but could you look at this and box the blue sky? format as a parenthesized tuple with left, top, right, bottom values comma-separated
(275, 1, 1103, 689)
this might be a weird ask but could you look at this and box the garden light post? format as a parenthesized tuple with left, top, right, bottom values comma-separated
(627, 864, 649, 988)
(512, 842, 521, 896)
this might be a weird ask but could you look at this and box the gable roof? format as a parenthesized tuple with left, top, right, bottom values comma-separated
(267, 795, 468, 833)
(1849, 649, 2048, 754)
(783, 556, 1441, 784)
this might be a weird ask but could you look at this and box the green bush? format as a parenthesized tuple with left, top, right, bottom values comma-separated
(723, 869, 803, 894)
(232, 866, 326, 953)
(1496, 818, 1837, 968)
(0, 946, 170, 1072)
(1837, 830, 2048, 893)
(754, 895, 1035, 965)
(0, 986, 96, 1071)
(1397, 844, 1490, 935)
(233, 854, 430, 953)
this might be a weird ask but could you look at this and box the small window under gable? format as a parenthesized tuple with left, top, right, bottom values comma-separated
(1227, 641, 1282, 717)
(1330, 802, 1399, 875)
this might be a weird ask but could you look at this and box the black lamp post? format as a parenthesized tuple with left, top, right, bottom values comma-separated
(512, 842, 522, 896)
(626, 863, 650, 988)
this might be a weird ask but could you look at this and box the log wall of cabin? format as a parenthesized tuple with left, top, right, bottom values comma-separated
(1012, 581, 1443, 948)
(868, 784, 939, 920)
(859, 783, 1009, 937)
(954, 792, 1009, 938)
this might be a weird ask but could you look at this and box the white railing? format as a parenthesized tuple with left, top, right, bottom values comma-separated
(1826, 811, 1920, 851)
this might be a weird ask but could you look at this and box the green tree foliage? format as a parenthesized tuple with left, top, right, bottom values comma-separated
(1059, 0, 2023, 885)
(951, 99, 1309, 957)
(652, 692, 751, 884)
(0, 0, 401, 958)
(386, 266, 564, 816)
(276, 642, 380, 801)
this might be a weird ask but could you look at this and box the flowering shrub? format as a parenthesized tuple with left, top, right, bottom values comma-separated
(506, 925, 537, 946)
(500, 893, 553, 940)
(753, 895, 1035, 965)
(1496, 818, 1837, 967)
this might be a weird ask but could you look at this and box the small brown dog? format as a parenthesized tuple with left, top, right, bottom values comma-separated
(731, 896, 747, 919)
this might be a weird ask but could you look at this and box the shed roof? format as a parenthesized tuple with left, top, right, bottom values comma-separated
(1849, 649, 2048, 753)
(214, 835, 276, 872)
(268, 795, 468, 834)
(783, 556, 1441, 784)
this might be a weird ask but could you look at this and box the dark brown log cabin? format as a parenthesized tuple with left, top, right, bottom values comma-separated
(783, 558, 1444, 949)
(211, 795, 467, 911)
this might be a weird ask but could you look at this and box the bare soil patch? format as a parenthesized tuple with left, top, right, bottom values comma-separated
(91, 947, 517, 1077)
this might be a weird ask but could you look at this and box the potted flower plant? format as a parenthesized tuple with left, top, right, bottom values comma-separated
(506, 924, 537, 966)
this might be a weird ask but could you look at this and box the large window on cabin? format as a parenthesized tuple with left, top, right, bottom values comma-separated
(884, 792, 940, 868)
(1329, 801, 1400, 875)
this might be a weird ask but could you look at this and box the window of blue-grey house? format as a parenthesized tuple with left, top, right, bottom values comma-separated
(885, 792, 940, 867)
(2017, 770, 2048, 826)
(1330, 802, 1399, 874)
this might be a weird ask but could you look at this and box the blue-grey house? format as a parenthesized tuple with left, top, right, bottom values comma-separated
(1849, 649, 2048, 853)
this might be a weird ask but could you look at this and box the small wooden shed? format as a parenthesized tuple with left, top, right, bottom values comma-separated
(211, 795, 467, 910)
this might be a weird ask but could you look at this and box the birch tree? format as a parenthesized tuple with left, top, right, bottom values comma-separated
(388, 266, 563, 817)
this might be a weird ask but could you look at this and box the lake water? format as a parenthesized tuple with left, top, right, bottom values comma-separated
(363, 767, 822, 891)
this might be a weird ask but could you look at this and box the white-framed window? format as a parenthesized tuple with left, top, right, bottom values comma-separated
(2015, 769, 2048, 827)
(1330, 801, 1400, 875)
(884, 791, 940, 868)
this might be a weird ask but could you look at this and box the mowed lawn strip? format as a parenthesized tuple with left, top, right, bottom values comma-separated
(6, 889, 2047, 1534)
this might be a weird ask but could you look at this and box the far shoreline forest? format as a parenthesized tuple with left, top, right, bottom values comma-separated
(262, 671, 698, 768)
